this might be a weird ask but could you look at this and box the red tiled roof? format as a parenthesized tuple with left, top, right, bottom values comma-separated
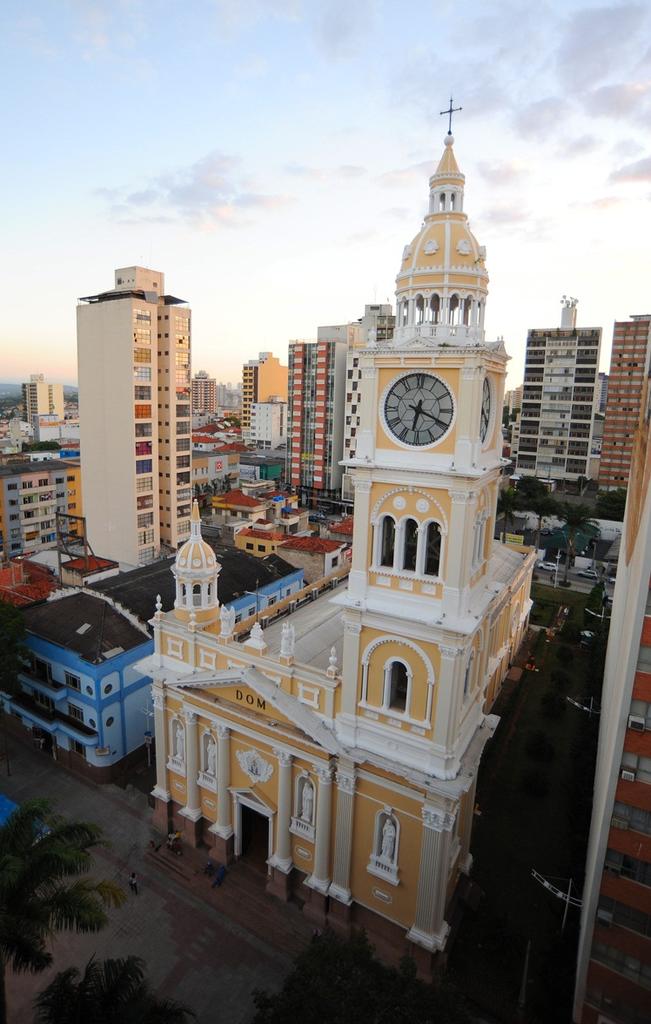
(238, 528, 285, 541)
(279, 537, 343, 554)
(214, 489, 267, 508)
(64, 555, 118, 572)
(0, 559, 57, 607)
(330, 515, 354, 535)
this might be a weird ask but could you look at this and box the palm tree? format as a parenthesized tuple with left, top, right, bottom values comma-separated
(0, 799, 124, 1024)
(558, 502, 598, 583)
(497, 487, 518, 540)
(34, 955, 195, 1024)
(530, 493, 561, 553)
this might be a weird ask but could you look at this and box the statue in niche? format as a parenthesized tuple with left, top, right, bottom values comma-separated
(280, 621, 295, 657)
(175, 722, 185, 762)
(300, 780, 314, 823)
(206, 736, 217, 776)
(380, 817, 396, 862)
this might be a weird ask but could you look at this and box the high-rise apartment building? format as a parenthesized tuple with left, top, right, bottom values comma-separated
(249, 399, 287, 449)
(241, 353, 287, 438)
(0, 459, 82, 557)
(515, 299, 601, 483)
(598, 372, 609, 415)
(341, 304, 395, 501)
(77, 266, 192, 567)
(192, 371, 217, 415)
(287, 336, 349, 503)
(22, 374, 64, 422)
(505, 385, 523, 417)
(574, 384, 651, 1024)
(599, 316, 651, 491)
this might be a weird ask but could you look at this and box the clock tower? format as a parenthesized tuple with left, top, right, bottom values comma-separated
(335, 133, 516, 782)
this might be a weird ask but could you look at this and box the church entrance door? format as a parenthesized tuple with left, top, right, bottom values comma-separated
(233, 792, 273, 875)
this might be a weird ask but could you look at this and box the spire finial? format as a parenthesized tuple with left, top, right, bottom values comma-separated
(440, 95, 462, 136)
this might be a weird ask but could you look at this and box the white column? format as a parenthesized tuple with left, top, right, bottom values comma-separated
(432, 644, 463, 758)
(271, 749, 293, 872)
(151, 686, 169, 801)
(459, 775, 478, 874)
(329, 767, 356, 904)
(307, 762, 333, 893)
(407, 806, 456, 952)
(348, 477, 372, 599)
(180, 710, 200, 821)
(213, 724, 232, 838)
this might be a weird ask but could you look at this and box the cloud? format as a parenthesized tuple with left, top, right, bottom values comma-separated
(559, 134, 601, 158)
(556, 4, 648, 91)
(609, 155, 651, 182)
(312, 0, 374, 59)
(97, 150, 293, 227)
(476, 160, 527, 185)
(477, 205, 529, 226)
(575, 196, 627, 210)
(377, 161, 433, 188)
(512, 96, 568, 140)
(382, 207, 409, 220)
(285, 163, 366, 181)
(583, 81, 651, 119)
(612, 137, 645, 158)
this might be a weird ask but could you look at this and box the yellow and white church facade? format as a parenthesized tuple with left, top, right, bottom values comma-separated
(143, 134, 535, 966)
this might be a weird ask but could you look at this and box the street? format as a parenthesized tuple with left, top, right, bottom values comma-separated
(2, 739, 300, 1024)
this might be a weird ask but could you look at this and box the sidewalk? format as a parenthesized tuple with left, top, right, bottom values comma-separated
(1, 738, 310, 1024)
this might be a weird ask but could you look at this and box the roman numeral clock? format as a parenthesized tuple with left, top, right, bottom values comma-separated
(384, 372, 454, 446)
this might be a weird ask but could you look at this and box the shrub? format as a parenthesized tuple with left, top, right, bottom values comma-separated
(522, 768, 550, 798)
(525, 730, 556, 762)
(541, 691, 566, 720)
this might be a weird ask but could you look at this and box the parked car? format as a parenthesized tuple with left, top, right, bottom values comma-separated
(580, 630, 596, 647)
(536, 561, 557, 572)
(577, 569, 599, 580)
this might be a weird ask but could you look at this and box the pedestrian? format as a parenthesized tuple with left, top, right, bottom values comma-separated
(129, 871, 138, 896)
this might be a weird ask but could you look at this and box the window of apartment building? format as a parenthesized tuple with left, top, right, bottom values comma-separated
(7, 482, 17, 490)
(134, 367, 152, 382)
(135, 441, 153, 457)
(135, 423, 152, 437)
(135, 476, 153, 492)
(34, 691, 53, 712)
(136, 460, 153, 475)
(134, 386, 151, 401)
(134, 347, 151, 363)
(176, 456, 190, 469)
(137, 512, 154, 528)
(176, 438, 190, 452)
(65, 672, 81, 691)
(135, 404, 151, 419)
(139, 546, 155, 562)
(137, 494, 154, 510)
(68, 703, 84, 722)
(139, 528, 155, 545)
(71, 740, 86, 758)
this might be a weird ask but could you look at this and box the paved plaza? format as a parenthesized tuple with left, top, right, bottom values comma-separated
(2, 738, 312, 1024)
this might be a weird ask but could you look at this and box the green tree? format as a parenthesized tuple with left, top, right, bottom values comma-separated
(0, 601, 26, 699)
(595, 488, 627, 522)
(252, 930, 469, 1024)
(497, 487, 519, 539)
(0, 799, 124, 1024)
(34, 955, 194, 1024)
(558, 503, 598, 584)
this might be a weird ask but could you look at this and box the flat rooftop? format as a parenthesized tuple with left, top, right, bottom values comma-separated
(261, 589, 343, 671)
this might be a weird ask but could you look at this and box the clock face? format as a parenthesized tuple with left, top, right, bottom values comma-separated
(384, 373, 454, 447)
(480, 377, 491, 444)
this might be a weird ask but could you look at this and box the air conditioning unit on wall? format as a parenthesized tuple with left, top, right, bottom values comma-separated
(620, 769, 636, 782)
(611, 816, 629, 830)
(628, 715, 646, 732)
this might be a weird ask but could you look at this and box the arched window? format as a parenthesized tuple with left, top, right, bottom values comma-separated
(450, 192, 456, 210)
(181, 583, 187, 605)
(438, 192, 446, 211)
(463, 651, 475, 699)
(402, 518, 418, 571)
(207, 583, 212, 599)
(379, 516, 395, 567)
(462, 297, 472, 326)
(429, 294, 440, 324)
(424, 522, 441, 576)
(449, 294, 459, 325)
(415, 295, 424, 324)
(192, 583, 202, 607)
(387, 661, 408, 712)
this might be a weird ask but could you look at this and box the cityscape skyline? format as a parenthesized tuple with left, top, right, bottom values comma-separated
(2, 1, 651, 388)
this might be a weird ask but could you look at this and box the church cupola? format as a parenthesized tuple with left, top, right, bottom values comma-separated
(394, 132, 489, 348)
(171, 501, 221, 627)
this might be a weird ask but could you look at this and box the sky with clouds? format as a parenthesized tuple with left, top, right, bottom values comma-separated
(1, 0, 650, 388)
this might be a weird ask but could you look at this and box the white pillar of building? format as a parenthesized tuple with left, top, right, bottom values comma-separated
(329, 766, 356, 904)
(214, 724, 233, 839)
(271, 749, 293, 872)
(180, 709, 200, 822)
(307, 762, 333, 893)
(459, 775, 478, 874)
(407, 806, 456, 952)
(151, 686, 170, 802)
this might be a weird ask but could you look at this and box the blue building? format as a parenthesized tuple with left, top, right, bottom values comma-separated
(1, 591, 153, 782)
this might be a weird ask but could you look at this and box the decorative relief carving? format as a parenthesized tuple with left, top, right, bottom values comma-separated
(313, 762, 333, 784)
(423, 239, 439, 255)
(456, 239, 472, 255)
(152, 690, 164, 711)
(275, 749, 293, 769)
(236, 749, 273, 784)
(422, 806, 456, 831)
(336, 771, 356, 795)
(183, 710, 197, 727)
(392, 496, 406, 511)
(416, 498, 430, 514)
(216, 723, 230, 740)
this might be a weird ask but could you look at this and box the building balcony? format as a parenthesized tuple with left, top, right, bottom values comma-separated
(10, 693, 98, 744)
(18, 669, 66, 702)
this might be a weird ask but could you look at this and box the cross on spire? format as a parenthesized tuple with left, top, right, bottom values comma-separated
(440, 96, 462, 135)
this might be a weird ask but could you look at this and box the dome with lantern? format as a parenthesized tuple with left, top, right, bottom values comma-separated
(171, 500, 221, 626)
(393, 133, 489, 348)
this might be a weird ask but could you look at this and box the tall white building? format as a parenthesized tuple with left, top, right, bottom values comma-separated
(249, 399, 287, 449)
(22, 374, 64, 422)
(515, 299, 601, 484)
(77, 266, 192, 567)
